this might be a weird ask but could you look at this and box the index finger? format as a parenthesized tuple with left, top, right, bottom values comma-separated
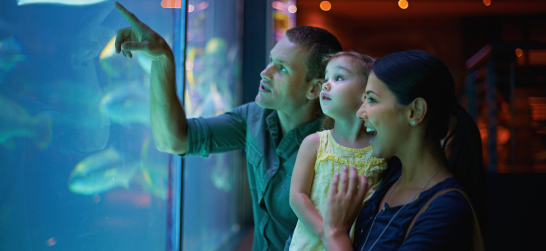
(115, 2, 141, 27)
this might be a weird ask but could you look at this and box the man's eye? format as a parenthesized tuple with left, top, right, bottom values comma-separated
(336, 76, 343, 81)
(280, 66, 287, 72)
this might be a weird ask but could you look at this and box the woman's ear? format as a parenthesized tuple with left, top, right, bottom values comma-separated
(407, 97, 428, 126)
(307, 78, 323, 100)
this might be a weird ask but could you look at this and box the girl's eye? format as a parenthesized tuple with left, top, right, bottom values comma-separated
(335, 76, 343, 81)
(367, 97, 377, 103)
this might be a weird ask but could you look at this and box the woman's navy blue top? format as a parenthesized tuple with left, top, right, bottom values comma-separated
(353, 158, 473, 251)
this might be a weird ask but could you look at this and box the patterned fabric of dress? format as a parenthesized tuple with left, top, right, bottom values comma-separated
(289, 130, 388, 251)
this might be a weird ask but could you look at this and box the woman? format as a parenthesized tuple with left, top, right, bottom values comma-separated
(322, 50, 486, 250)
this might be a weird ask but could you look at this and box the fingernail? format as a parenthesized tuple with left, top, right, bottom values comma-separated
(343, 166, 347, 170)
(335, 173, 339, 176)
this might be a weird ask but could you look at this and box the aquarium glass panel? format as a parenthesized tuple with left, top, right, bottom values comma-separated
(0, 1, 182, 250)
(182, 0, 245, 250)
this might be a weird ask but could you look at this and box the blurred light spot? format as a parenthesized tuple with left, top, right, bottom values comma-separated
(188, 4, 194, 12)
(187, 33, 194, 41)
(398, 0, 408, 9)
(0, 42, 2, 50)
(46, 237, 56, 247)
(186, 62, 193, 70)
(135, 194, 151, 206)
(99, 36, 116, 60)
(529, 97, 546, 121)
(272, 1, 286, 11)
(483, 0, 491, 6)
(197, 1, 208, 11)
(288, 5, 297, 13)
(161, 0, 181, 8)
(18, 0, 105, 5)
(93, 194, 101, 203)
(515, 48, 523, 57)
(320, 1, 331, 11)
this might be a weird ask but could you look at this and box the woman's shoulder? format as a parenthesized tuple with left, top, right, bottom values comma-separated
(417, 177, 472, 219)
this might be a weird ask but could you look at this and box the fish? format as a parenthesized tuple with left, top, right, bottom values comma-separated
(99, 35, 116, 60)
(135, 137, 168, 200)
(17, 0, 108, 6)
(68, 147, 141, 195)
(0, 36, 26, 83)
(0, 94, 52, 149)
(99, 84, 150, 126)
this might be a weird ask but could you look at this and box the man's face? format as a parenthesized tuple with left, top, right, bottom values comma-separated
(255, 36, 311, 112)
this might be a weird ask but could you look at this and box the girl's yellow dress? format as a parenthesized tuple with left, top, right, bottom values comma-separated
(289, 130, 387, 251)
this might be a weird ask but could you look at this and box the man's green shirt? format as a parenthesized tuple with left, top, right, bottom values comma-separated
(180, 102, 322, 251)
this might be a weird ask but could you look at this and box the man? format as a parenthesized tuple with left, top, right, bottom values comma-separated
(114, 2, 342, 250)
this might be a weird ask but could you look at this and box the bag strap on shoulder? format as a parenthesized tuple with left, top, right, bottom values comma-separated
(404, 188, 485, 251)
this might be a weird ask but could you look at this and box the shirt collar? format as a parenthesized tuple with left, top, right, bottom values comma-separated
(265, 110, 324, 146)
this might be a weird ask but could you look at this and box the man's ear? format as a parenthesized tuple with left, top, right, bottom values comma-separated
(407, 97, 428, 126)
(307, 78, 323, 100)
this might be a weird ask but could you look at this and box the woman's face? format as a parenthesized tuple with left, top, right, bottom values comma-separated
(357, 73, 410, 158)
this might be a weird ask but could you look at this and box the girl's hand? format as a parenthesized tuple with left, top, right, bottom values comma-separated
(323, 166, 368, 250)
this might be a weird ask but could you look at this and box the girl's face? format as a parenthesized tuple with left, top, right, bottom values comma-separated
(357, 73, 410, 158)
(321, 57, 367, 120)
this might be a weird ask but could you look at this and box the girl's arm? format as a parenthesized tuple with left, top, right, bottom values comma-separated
(289, 133, 324, 239)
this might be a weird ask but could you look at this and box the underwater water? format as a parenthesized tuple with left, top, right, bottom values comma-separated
(0, 0, 244, 250)
(0, 1, 176, 250)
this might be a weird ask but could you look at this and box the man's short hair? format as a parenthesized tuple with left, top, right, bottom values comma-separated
(286, 26, 343, 82)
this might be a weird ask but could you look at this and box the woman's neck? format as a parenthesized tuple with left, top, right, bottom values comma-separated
(330, 114, 371, 148)
(396, 138, 447, 187)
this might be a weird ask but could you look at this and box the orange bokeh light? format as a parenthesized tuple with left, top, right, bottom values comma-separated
(320, 1, 331, 11)
(515, 48, 523, 57)
(398, 0, 409, 10)
(161, 0, 181, 9)
(483, 0, 491, 6)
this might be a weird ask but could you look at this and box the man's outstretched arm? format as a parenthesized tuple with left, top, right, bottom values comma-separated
(114, 2, 188, 154)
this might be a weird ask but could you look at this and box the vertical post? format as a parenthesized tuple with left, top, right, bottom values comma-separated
(175, 1, 189, 250)
(466, 70, 478, 121)
(510, 55, 516, 173)
(242, 0, 269, 104)
(486, 53, 498, 173)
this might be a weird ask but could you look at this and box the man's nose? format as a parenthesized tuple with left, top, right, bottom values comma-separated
(260, 63, 273, 81)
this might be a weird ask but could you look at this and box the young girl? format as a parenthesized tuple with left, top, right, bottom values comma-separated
(288, 52, 388, 250)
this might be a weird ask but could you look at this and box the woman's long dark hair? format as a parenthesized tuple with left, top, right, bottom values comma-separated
(372, 50, 486, 229)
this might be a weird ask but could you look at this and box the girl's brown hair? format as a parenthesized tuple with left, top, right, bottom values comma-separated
(321, 51, 375, 130)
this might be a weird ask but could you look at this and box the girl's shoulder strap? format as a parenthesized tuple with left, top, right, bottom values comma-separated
(404, 188, 485, 251)
(317, 130, 331, 152)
